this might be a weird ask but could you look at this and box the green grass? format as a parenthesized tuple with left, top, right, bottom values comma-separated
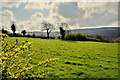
(6, 37, 119, 78)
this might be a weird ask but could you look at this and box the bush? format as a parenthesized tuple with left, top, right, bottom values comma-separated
(88, 38, 100, 42)
(8, 33, 23, 37)
(1, 33, 59, 79)
(65, 33, 88, 41)
(58, 36, 61, 39)
(75, 33, 89, 41)
(65, 33, 76, 40)
(64, 33, 100, 42)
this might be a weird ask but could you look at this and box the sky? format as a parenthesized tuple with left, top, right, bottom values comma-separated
(0, 1, 118, 33)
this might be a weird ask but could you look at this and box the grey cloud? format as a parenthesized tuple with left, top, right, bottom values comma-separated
(53, 2, 118, 27)
(1, 2, 21, 8)
(54, 2, 85, 19)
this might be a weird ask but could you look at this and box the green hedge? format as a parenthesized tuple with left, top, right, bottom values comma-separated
(65, 33, 100, 41)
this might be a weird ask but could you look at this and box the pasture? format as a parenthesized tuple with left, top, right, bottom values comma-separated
(6, 37, 118, 78)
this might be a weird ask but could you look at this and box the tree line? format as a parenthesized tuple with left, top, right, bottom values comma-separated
(1, 21, 120, 43)
(2, 21, 69, 39)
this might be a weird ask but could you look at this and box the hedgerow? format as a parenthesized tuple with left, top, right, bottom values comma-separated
(64, 33, 100, 41)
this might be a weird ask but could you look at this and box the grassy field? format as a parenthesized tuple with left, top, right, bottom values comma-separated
(6, 37, 119, 78)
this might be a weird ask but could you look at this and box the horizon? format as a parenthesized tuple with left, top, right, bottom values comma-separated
(2, 26, 119, 33)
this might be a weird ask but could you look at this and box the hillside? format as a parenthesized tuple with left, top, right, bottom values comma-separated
(27, 27, 119, 39)
(70, 27, 119, 39)
(6, 37, 119, 78)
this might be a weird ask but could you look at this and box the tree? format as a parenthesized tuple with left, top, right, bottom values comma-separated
(11, 23, 16, 35)
(21, 30, 26, 36)
(59, 27, 65, 40)
(41, 21, 54, 39)
(2, 26, 8, 34)
(58, 22, 68, 40)
(2, 28, 8, 34)
(2, 28, 6, 34)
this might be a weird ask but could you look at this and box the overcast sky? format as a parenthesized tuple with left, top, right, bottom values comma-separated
(0, 2, 118, 33)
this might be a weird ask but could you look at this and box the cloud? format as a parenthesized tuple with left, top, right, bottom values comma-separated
(26, 2, 118, 31)
(17, 12, 44, 32)
(77, 2, 118, 27)
(108, 21, 118, 27)
(25, 2, 51, 10)
(17, 11, 65, 32)
(17, 20, 44, 33)
(0, 9, 16, 30)
(1, 2, 118, 33)
(1, 2, 21, 8)
(52, 2, 85, 19)
(49, 2, 118, 29)
(30, 12, 43, 20)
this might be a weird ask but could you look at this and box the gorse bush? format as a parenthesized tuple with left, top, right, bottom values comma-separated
(1, 33, 59, 79)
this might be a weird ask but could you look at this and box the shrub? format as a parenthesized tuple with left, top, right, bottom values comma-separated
(64, 32, 100, 42)
(58, 36, 61, 39)
(75, 33, 89, 41)
(1, 33, 59, 79)
(65, 33, 89, 41)
(65, 33, 76, 40)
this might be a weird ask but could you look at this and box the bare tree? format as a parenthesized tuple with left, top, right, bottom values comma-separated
(59, 22, 68, 30)
(41, 21, 55, 39)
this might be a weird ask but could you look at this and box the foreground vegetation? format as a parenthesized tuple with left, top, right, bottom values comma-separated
(3, 36, 118, 78)
(1, 34, 58, 79)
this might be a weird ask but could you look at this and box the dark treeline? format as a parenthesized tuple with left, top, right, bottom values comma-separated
(1, 22, 120, 43)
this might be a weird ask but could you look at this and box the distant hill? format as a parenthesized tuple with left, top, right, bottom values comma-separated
(27, 27, 120, 39)
(70, 27, 120, 39)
